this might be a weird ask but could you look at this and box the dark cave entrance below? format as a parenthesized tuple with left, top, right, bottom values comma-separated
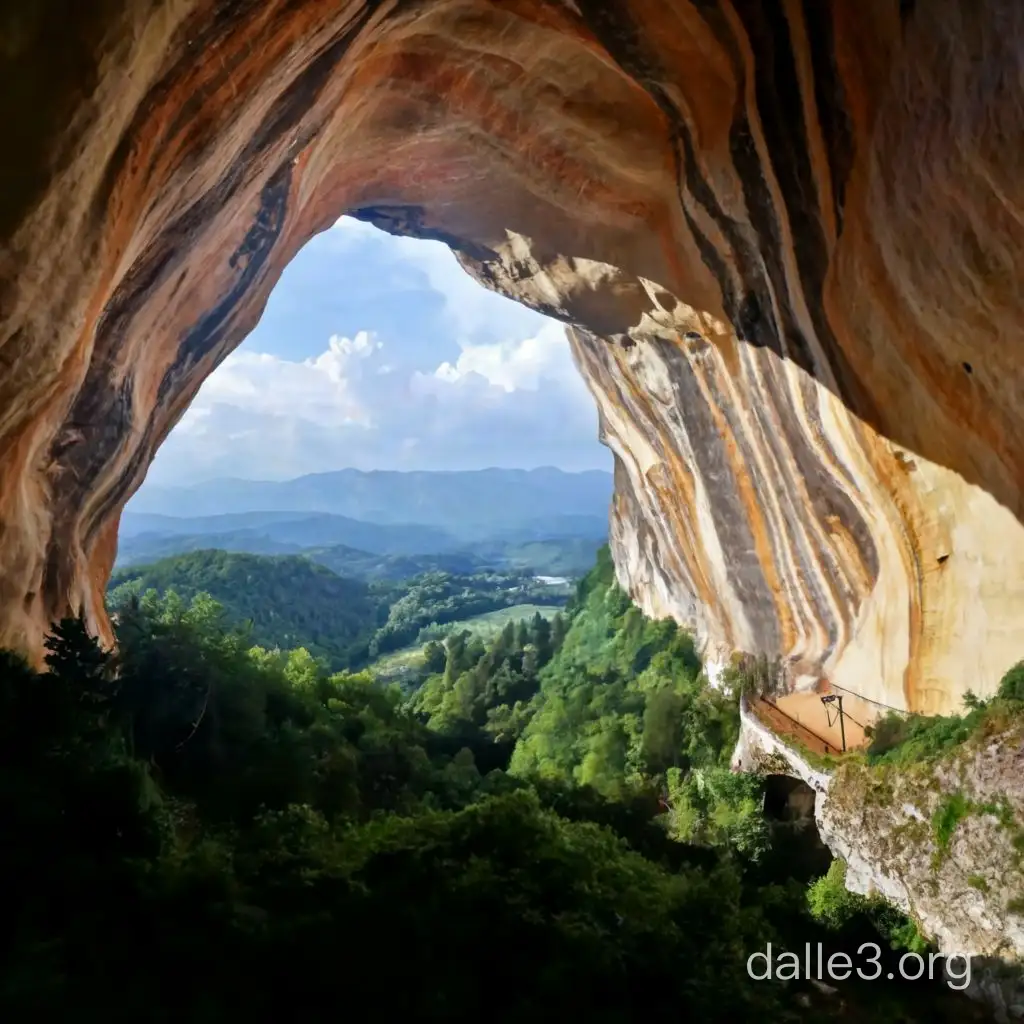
(763, 774, 816, 822)
(761, 775, 832, 881)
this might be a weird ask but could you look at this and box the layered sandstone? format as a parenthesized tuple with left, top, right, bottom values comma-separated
(2, 0, 1024, 712)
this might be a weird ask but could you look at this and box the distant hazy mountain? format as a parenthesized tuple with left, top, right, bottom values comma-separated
(115, 529, 305, 566)
(127, 467, 613, 533)
(115, 531, 605, 579)
(118, 468, 610, 578)
(119, 512, 459, 555)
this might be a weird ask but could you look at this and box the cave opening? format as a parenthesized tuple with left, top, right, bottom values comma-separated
(750, 775, 986, 1018)
(131, 214, 610, 512)
(759, 775, 832, 881)
(2, 3, 1024, 1018)
(762, 774, 816, 823)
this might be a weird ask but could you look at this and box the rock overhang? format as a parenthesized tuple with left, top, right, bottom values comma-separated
(1, 0, 1024, 713)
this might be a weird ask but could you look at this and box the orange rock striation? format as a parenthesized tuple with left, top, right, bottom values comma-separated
(2, 0, 1023, 712)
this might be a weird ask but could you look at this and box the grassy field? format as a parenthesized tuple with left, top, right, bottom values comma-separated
(371, 603, 562, 683)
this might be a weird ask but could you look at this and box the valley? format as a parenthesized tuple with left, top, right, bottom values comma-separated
(2, 539, 993, 1022)
(92, 468, 1024, 1020)
(115, 468, 609, 578)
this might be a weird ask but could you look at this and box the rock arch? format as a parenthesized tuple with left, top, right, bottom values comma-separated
(2, 0, 1024, 711)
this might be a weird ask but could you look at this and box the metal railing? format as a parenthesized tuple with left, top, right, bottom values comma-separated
(751, 696, 842, 756)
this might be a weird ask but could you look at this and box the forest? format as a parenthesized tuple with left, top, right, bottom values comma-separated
(117, 527, 603, 580)
(108, 550, 570, 669)
(0, 548, 985, 1021)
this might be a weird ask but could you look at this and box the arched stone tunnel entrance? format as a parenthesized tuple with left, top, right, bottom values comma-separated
(761, 774, 831, 880)
(762, 774, 816, 825)
(3, 0, 1024, 711)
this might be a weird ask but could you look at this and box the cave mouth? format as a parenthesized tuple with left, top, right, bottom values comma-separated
(761, 775, 832, 881)
(135, 214, 610, 494)
(4, 0, 1023, 684)
(762, 774, 817, 824)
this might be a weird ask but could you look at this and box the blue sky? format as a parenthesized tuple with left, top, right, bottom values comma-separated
(146, 217, 611, 484)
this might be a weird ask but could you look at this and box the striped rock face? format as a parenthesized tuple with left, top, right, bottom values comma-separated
(2, 0, 1023, 712)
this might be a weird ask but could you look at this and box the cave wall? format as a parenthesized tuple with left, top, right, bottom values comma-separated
(2, 0, 1024, 711)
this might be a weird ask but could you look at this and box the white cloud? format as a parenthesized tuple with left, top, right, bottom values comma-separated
(429, 320, 574, 393)
(193, 330, 382, 430)
(149, 323, 602, 482)
(144, 218, 609, 485)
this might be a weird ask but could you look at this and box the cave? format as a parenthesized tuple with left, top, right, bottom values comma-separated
(761, 776, 832, 882)
(3, 1, 1024, 716)
(6, 7, 1024, 1008)
(762, 775, 817, 826)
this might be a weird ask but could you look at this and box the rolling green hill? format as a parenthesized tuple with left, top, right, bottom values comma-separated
(107, 551, 572, 672)
(115, 528, 604, 579)
(118, 511, 458, 555)
(107, 550, 386, 669)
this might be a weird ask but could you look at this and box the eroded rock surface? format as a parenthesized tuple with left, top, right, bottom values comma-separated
(2, 0, 1024, 712)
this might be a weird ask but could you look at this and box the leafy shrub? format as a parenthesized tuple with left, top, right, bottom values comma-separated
(932, 791, 971, 854)
(998, 660, 1024, 703)
(865, 664, 1024, 766)
(807, 860, 865, 929)
(867, 707, 985, 765)
(808, 860, 929, 954)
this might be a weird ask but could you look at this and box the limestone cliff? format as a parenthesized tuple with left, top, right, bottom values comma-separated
(2, 0, 1024, 713)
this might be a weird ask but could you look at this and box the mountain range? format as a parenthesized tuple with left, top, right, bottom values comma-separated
(127, 467, 613, 532)
(117, 468, 612, 577)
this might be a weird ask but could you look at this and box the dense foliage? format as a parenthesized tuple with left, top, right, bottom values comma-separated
(0, 598, 785, 1022)
(368, 570, 567, 656)
(807, 860, 928, 954)
(1, 548, 981, 1021)
(109, 551, 569, 670)
(408, 610, 563, 746)
(505, 548, 766, 856)
(108, 550, 386, 669)
(865, 662, 1024, 765)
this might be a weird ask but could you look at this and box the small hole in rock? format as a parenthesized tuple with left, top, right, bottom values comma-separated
(621, 337, 635, 350)
(962, 362, 973, 374)
(937, 554, 949, 565)
(684, 331, 703, 342)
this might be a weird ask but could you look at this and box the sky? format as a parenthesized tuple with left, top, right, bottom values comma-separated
(145, 217, 611, 484)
